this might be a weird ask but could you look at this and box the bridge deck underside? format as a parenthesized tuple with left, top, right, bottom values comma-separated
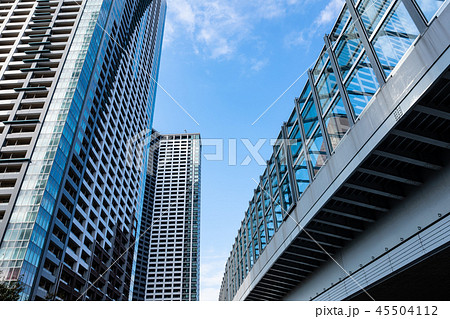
(246, 68, 450, 301)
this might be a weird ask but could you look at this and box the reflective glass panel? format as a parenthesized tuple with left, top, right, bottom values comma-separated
(289, 122, 303, 161)
(270, 169, 278, 195)
(335, 19, 363, 80)
(302, 98, 318, 139)
(287, 108, 298, 133)
(269, 154, 275, 172)
(324, 95, 351, 150)
(414, 0, 445, 22)
(316, 62, 338, 112)
(312, 48, 329, 82)
(244, 252, 249, 274)
(259, 224, 266, 251)
(372, 1, 420, 77)
(265, 209, 275, 241)
(358, 0, 393, 37)
(280, 176, 292, 212)
(251, 209, 257, 235)
(273, 196, 283, 229)
(274, 131, 283, 155)
(345, 52, 379, 117)
(330, 6, 351, 44)
(308, 127, 327, 176)
(298, 81, 311, 112)
(276, 146, 287, 176)
(255, 187, 261, 203)
(263, 182, 271, 212)
(257, 202, 263, 221)
(247, 220, 252, 242)
(248, 243, 254, 267)
(261, 169, 268, 187)
(293, 154, 309, 196)
(253, 236, 259, 260)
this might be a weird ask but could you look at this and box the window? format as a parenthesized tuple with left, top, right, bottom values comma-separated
(335, 18, 363, 80)
(372, 1, 420, 77)
(302, 98, 319, 139)
(293, 155, 310, 196)
(308, 128, 327, 176)
(324, 95, 350, 150)
(358, 0, 393, 37)
(315, 61, 338, 112)
(345, 52, 379, 117)
(414, 0, 445, 22)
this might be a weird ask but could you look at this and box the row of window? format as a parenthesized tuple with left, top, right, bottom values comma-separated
(220, 0, 447, 300)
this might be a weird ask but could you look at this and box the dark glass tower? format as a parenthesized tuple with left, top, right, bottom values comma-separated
(0, 0, 166, 300)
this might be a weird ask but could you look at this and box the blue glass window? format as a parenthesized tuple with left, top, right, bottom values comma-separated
(372, 2, 420, 77)
(294, 155, 310, 196)
(251, 209, 257, 235)
(273, 196, 283, 229)
(274, 132, 283, 155)
(257, 202, 263, 221)
(414, 0, 445, 22)
(253, 236, 259, 260)
(259, 224, 266, 251)
(276, 146, 287, 176)
(255, 187, 261, 203)
(244, 252, 249, 274)
(263, 182, 271, 212)
(286, 108, 298, 133)
(298, 81, 311, 112)
(280, 176, 292, 212)
(312, 48, 329, 82)
(289, 122, 302, 161)
(324, 95, 351, 150)
(268, 154, 275, 173)
(265, 209, 275, 241)
(335, 19, 363, 80)
(345, 52, 379, 117)
(358, 0, 393, 37)
(270, 169, 278, 195)
(316, 61, 338, 112)
(248, 243, 254, 267)
(261, 169, 268, 186)
(302, 98, 318, 139)
(270, 170, 278, 196)
(330, 6, 351, 45)
(308, 127, 327, 176)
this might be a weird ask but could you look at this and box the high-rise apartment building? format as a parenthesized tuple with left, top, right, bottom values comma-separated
(133, 133, 201, 301)
(0, 0, 166, 300)
(220, 0, 450, 301)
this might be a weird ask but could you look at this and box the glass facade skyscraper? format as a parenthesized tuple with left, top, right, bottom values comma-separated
(133, 133, 201, 301)
(0, 0, 166, 300)
(220, 0, 449, 301)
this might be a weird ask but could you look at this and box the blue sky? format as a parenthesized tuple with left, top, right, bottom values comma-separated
(152, 0, 345, 300)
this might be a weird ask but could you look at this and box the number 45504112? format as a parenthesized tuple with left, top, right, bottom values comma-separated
(376, 306, 438, 316)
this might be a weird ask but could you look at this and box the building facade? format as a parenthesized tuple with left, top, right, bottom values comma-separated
(0, 0, 166, 300)
(132, 130, 161, 301)
(220, 0, 450, 301)
(133, 133, 201, 301)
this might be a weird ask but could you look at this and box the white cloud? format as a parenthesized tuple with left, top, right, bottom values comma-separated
(250, 58, 269, 72)
(165, 0, 306, 60)
(284, 30, 309, 48)
(314, 0, 345, 27)
(199, 250, 228, 301)
(284, 0, 344, 49)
